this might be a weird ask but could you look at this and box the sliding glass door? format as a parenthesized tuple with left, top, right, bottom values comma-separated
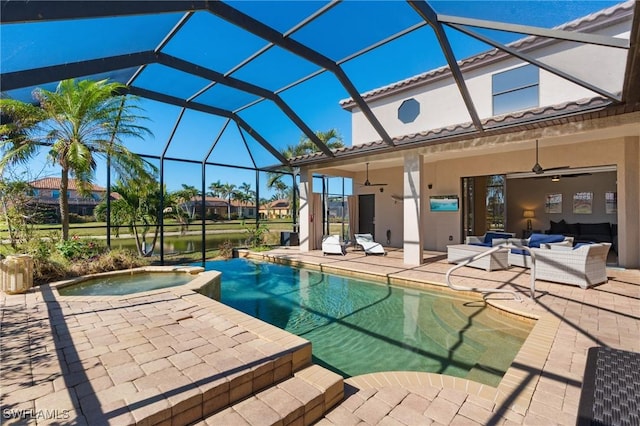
(462, 175, 506, 238)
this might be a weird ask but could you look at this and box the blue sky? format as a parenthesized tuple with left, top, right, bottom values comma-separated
(1, 1, 621, 198)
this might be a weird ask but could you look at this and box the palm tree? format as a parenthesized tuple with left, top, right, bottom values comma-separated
(95, 177, 163, 257)
(267, 129, 344, 205)
(219, 183, 236, 220)
(0, 79, 153, 240)
(173, 184, 200, 220)
(208, 180, 224, 198)
(239, 182, 254, 201)
(238, 182, 255, 217)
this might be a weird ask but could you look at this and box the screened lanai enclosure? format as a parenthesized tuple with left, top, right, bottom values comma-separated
(2, 1, 639, 264)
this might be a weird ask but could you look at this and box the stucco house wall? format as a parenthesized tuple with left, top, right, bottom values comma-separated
(351, 134, 639, 267)
(348, 19, 630, 145)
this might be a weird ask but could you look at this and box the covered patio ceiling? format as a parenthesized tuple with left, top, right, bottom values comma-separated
(1, 0, 639, 175)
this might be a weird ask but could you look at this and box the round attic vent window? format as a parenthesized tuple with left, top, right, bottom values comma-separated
(398, 98, 420, 123)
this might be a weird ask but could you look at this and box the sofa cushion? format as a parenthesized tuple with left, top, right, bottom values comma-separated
(549, 219, 569, 234)
(510, 248, 530, 256)
(573, 242, 595, 250)
(484, 232, 512, 245)
(579, 222, 611, 236)
(528, 233, 565, 248)
(469, 242, 491, 247)
(566, 222, 580, 236)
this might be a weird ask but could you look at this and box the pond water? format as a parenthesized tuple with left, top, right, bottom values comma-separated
(110, 233, 247, 254)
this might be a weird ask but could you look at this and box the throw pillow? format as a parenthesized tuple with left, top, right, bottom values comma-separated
(549, 219, 569, 234)
(529, 233, 565, 248)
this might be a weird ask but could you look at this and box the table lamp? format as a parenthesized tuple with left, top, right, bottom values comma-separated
(523, 209, 535, 231)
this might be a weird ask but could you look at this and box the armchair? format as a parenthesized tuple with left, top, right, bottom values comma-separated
(529, 243, 611, 288)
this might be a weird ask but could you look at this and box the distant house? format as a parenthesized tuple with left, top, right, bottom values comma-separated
(184, 196, 257, 220)
(260, 199, 291, 219)
(28, 178, 109, 219)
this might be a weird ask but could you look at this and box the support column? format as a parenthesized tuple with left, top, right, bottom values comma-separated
(298, 168, 313, 252)
(619, 136, 639, 268)
(403, 154, 425, 265)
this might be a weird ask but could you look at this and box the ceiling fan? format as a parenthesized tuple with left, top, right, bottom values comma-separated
(531, 139, 568, 174)
(359, 162, 387, 187)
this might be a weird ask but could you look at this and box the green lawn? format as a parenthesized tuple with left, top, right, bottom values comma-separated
(0, 219, 297, 239)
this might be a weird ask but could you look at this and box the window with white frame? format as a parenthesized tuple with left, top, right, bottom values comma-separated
(492, 64, 539, 116)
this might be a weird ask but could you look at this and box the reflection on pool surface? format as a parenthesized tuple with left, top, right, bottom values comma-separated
(58, 272, 195, 296)
(204, 258, 534, 386)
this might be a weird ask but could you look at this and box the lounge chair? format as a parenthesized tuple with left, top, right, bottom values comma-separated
(354, 233, 386, 255)
(322, 235, 346, 256)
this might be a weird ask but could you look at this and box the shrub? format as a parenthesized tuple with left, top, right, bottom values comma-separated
(244, 224, 269, 248)
(56, 236, 106, 261)
(68, 213, 93, 223)
(218, 240, 234, 259)
(71, 249, 149, 276)
(33, 257, 70, 285)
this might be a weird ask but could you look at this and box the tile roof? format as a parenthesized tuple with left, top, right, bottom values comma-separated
(29, 177, 107, 192)
(262, 199, 290, 209)
(292, 95, 617, 165)
(339, 1, 634, 109)
(189, 196, 256, 208)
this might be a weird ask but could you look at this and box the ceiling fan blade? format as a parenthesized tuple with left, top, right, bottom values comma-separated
(543, 166, 571, 172)
(563, 173, 592, 178)
(358, 162, 388, 186)
(534, 172, 592, 180)
(358, 182, 388, 187)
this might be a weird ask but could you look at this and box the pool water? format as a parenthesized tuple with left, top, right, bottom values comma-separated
(204, 258, 534, 386)
(58, 272, 195, 296)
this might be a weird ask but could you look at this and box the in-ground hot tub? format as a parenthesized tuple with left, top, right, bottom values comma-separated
(54, 266, 220, 299)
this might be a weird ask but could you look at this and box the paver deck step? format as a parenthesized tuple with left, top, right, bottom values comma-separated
(196, 364, 344, 426)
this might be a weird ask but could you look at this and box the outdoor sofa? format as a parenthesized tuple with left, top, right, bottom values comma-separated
(548, 220, 617, 250)
(507, 233, 574, 268)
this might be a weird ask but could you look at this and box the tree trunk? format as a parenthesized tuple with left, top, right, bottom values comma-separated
(144, 226, 160, 257)
(60, 168, 70, 240)
(1, 196, 17, 250)
(132, 223, 144, 256)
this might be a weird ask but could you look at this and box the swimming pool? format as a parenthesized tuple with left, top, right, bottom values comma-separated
(204, 258, 534, 386)
(58, 272, 195, 296)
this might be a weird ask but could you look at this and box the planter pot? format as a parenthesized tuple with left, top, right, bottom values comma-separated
(1, 255, 34, 294)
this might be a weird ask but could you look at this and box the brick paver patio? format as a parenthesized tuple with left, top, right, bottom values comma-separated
(1, 248, 638, 425)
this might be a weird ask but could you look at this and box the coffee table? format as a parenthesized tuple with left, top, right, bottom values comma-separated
(447, 244, 509, 271)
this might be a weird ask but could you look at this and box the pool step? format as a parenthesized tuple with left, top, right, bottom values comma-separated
(196, 364, 344, 426)
(465, 343, 514, 386)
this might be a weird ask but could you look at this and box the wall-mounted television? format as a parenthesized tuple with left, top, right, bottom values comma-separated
(429, 195, 459, 212)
